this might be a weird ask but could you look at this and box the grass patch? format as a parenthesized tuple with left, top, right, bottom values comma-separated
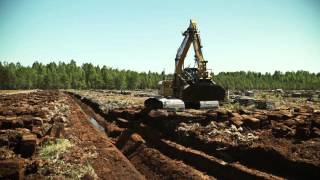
(40, 139, 73, 160)
(39, 160, 96, 179)
(223, 102, 241, 111)
(39, 139, 97, 179)
(255, 92, 284, 102)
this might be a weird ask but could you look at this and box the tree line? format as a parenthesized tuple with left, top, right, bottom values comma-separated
(0, 60, 162, 90)
(214, 71, 320, 90)
(0, 61, 319, 90)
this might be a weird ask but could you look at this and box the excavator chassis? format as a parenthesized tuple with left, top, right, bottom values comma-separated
(181, 80, 225, 102)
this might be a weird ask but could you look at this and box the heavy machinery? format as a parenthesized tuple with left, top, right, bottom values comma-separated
(145, 20, 225, 111)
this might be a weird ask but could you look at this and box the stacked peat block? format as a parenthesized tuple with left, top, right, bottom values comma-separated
(0, 91, 67, 179)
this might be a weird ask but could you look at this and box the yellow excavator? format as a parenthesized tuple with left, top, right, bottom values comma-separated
(145, 20, 225, 111)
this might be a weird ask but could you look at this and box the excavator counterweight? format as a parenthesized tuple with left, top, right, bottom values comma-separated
(145, 20, 225, 111)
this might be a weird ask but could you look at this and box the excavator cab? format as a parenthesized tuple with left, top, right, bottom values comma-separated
(182, 67, 200, 84)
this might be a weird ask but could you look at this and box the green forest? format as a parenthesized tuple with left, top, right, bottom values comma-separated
(0, 61, 319, 90)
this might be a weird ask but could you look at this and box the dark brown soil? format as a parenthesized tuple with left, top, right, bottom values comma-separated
(69, 90, 320, 179)
(0, 91, 143, 179)
(1, 90, 319, 179)
(72, 92, 213, 179)
(64, 94, 144, 180)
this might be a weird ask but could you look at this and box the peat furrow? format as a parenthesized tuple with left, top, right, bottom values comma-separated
(115, 130, 214, 180)
(130, 111, 320, 179)
(114, 119, 282, 180)
(66, 92, 214, 180)
(68, 91, 283, 179)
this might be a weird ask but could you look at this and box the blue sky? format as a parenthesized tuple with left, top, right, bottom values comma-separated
(0, 0, 319, 73)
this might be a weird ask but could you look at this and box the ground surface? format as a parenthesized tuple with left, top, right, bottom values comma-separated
(0, 90, 143, 179)
(1, 89, 320, 179)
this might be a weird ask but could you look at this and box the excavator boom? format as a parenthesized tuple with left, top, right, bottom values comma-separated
(175, 20, 207, 78)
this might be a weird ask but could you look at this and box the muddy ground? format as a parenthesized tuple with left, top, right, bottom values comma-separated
(1, 89, 320, 179)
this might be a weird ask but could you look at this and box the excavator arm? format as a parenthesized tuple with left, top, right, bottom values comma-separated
(174, 20, 209, 79)
(175, 26, 193, 75)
